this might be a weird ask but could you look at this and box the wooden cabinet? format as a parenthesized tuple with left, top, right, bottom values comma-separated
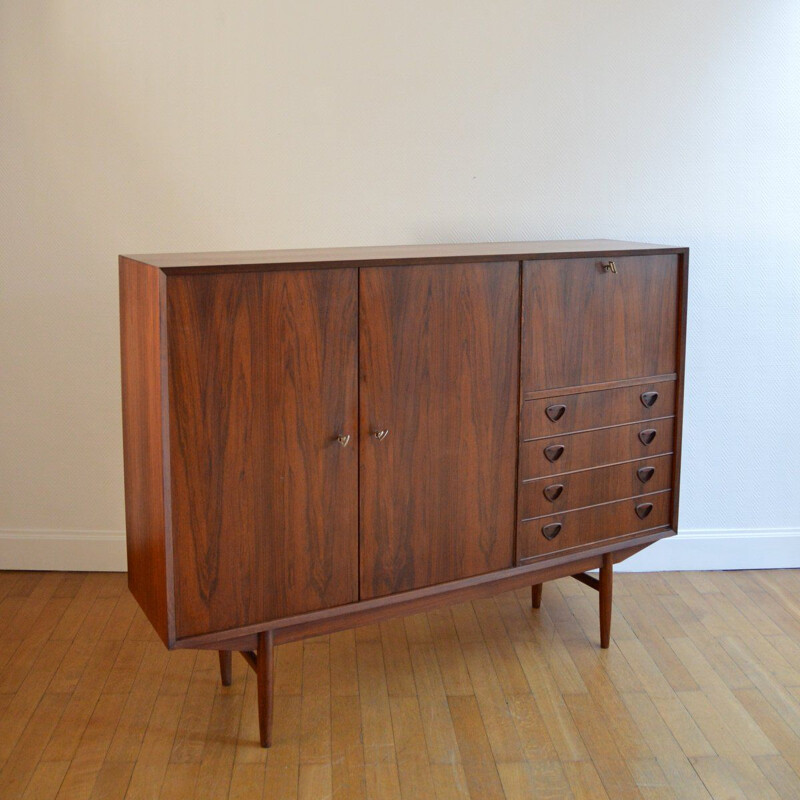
(166, 270, 359, 638)
(521, 380, 676, 440)
(519, 417, 675, 479)
(119, 239, 688, 748)
(518, 251, 683, 573)
(359, 263, 519, 598)
(522, 254, 680, 392)
(519, 454, 674, 520)
(518, 491, 673, 560)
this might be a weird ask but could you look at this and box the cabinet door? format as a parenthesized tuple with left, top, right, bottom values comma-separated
(522, 255, 679, 392)
(359, 262, 519, 598)
(167, 269, 358, 638)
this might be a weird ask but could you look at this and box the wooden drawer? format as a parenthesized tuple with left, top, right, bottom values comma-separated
(518, 491, 672, 562)
(522, 380, 675, 440)
(519, 454, 673, 520)
(520, 417, 674, 480)
(522, 254, 679, 393)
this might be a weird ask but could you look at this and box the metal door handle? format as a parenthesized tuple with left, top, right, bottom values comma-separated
(373, 429, 389, 441)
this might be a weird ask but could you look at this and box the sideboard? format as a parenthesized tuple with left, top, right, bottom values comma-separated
(119, 239, 688, 747)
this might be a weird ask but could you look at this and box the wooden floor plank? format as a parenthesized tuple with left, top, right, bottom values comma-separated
(447, 695, 505, 800)
(408, 641, 460, 766)
(460, 639, 525, 762)
(513, 639, 590, 762)
(21, 759, 70, 800)
(388, 695, 437, 798)
(330, 629, 359, 698)
(563, 692, 644, 800)
(563, 760, 611, 800)
(0, 691, 71, 798)
(330, 694, 366, 800)
(54, 691, 127, 800)
(357, 641, 396, 766)
(0, 569, 798, 799)
(425, 609, 473, 697)
(227, 762, 266, 800)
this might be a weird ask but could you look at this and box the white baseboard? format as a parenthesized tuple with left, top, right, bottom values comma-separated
(0, 527, 798, 574)
(615, 528, 800, 572)
(0, 529, 127, 572)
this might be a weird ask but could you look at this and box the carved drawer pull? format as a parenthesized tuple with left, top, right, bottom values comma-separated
(544, 444, 565, 463)
(640, 391, 659, 408)
(541, 522, 562, 540)
(545, 404, 566, 422)
(638, 429, 657, 446)
(543, 483, 564, 502)
(637, 466, 656, 484)
(635, 502, 654, 520)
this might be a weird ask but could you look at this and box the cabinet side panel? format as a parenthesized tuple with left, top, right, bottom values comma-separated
(119, 257, 170, 646)
(671, 250, 690, 531)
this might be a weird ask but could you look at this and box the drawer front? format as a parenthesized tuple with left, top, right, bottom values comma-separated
(520, 418, 674, 480)
(519, 454, 673, 520)
(518, 491, 672, 562)
(522, 255, 679, 392)
(522, 380, 676, 440)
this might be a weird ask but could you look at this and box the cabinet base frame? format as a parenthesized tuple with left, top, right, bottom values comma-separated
(208, 533, 666, 747)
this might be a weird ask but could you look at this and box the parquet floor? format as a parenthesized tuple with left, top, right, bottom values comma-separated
(1, 570, 799, 799)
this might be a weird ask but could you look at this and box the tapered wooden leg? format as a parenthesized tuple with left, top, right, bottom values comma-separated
(257, 630, 274, 748)
(599, 552, 613, 649)
(218, 650, 232, 686)
(531, 583, 543, 609)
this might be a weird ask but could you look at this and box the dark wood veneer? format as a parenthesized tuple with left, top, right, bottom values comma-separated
(172, 528, 673, 650)
(167, 269, 359, 638)
(523, 373, 677, 402)
(358, 262, 519, 597)
(119, 239, 688, 750)
(519, 454, 674, 520)
(522, 255, 680, 392)
(522, 381, 676, 440)
(518, 492, 672, 562)
(119, 258, 172, 646)
(520, 418, 675, 480)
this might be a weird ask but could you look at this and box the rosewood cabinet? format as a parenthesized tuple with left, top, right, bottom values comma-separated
(119, 240, 688, 747)
(359, 263, 519, 598)
(167, 269, 359, 637)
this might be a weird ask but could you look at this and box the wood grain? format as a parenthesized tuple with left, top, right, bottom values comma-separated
(522, 254, 680, 392)
(119, 257, 172, 646)
(520, 418, 675, 480)
(174, 534, 671, 651)
(6, 568, 799, 798)
(118, 240, 690, 757)
(358, 262, 519, 598)
(519, 455, 674, 520)
(517, 492, 672, 563)
(523, 373, 677, 402)
(521, 380, 676, 440)
(167, 269, 359, 638)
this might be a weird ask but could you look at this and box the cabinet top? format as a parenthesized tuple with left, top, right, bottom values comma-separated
(122, 239, 687, 273)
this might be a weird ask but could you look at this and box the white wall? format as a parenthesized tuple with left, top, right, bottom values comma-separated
(1, 1, 798, 571)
